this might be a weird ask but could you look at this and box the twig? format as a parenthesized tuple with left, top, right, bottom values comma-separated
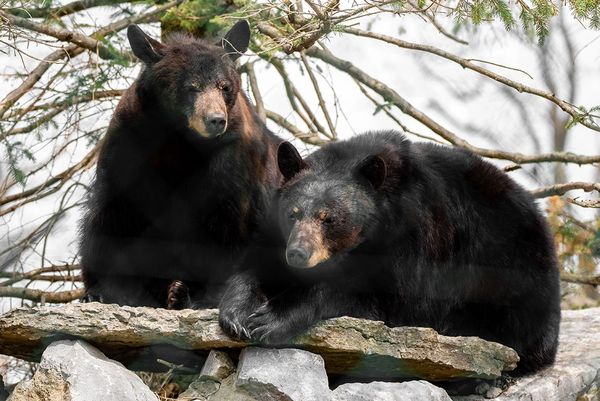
(561, 271, 600, 286)
(341, 27, 600, 133)
(266, 110, 328, 145)
(567, 197, 600, 208)
(0, 287, 84, 302)
(300, 53, 336, 139)
(531, 182, 600, 198)
(305, 46, 600, 165)
(244, 62, 266, 123)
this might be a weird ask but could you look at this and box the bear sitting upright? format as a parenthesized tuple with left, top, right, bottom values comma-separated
(219, 130, 561, 374)
(80, 21, 281, 308)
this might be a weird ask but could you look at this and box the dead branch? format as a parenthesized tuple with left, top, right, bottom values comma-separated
(567, 197, 600, 208)
(0, 10, 132, 61)
(561, 271, 600, 286)
(8, 0, 134, 18)
(0, 287, 84, 303)
(266, 110, 328, 145)
(0, 0, 181, 120)
(531, 182, 600, 198)
(305, 46, 600, 165)
(341, 27, 600, 133)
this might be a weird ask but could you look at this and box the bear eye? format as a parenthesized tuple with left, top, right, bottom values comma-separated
(188, 83, 201, 93)
(319, 211, 333, 225)
(218, 81, 231, 93)
(289, 206, 301, 220)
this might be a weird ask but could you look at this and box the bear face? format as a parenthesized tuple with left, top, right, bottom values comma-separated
(127, 21, 250, 138)
(276, 142, 388, 268)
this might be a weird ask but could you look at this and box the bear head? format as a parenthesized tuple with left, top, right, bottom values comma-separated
(276, 141, 394, 269)
(127, 21, 250, 138)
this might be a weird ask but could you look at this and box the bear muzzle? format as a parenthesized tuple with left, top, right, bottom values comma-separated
(286, 221, 331, 268)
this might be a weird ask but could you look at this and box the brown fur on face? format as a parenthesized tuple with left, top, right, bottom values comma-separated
(188, 87, 228, 138)
(287, 219, 331, 268)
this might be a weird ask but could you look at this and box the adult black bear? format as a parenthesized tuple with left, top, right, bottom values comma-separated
(80, 21, 281, 308)
(219, 130, 560, 374)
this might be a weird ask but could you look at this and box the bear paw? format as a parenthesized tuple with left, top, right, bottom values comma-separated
(81, 290, 104, 303)
(246, 302, 295, 344)
(166, 280, 190, 310)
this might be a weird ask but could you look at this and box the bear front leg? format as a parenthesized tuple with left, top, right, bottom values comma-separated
(218, 272, 267, 340)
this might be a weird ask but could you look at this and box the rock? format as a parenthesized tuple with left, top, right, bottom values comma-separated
(178, 351, 236, 401)
(331, 381, 452, 401)
(7, 340, 158, 401)
(295, 316, 518, 380)
(178, 378, 221, 401)
(200, 350, 235, 381)
(0, 303, 517, 380)
(235, 347, 330, 401)
(452, 307, 600, 401)
(207, 374, 258, 401)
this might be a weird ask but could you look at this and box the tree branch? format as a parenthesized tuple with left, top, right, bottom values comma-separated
(305, 46, 600, 165)
(0, 10, 132, 61)
(561, 271, 600, 286)
(0, 0, 181, 120)
(531, 182, 600, 198)
(266, 110, 328, 145)
(0, 287, 84, 303)
(8, 0, 135, 18)
(341, 27, 600, 133)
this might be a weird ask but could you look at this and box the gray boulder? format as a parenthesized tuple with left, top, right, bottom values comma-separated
(236, 347, 330, 401)
(8, 339, 157, 401)
(331, 381, 452, 401)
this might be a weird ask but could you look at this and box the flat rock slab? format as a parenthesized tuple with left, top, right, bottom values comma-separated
(0, 302, 517, 380)
(453, 307, 600, 401)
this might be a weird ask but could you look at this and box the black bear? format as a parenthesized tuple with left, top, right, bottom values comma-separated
(80, 21, 282, 308)
(219, 130, 561, 374)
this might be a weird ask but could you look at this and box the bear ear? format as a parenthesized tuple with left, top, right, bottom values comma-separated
(222, 20, 250, 61)
(278, 142, 306, 183)
(357, 155, 387, 190)
(127, 25, 165, 64)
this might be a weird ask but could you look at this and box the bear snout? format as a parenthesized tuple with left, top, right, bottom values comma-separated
(205, 112, 227, 136)
(286, 246, 310, 268)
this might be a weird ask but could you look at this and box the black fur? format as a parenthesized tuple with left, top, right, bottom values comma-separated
(219, 130, 560, 375)
(80, 23, 281, 308)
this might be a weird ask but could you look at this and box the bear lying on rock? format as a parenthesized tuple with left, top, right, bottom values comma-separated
(219, 130, 560, 374)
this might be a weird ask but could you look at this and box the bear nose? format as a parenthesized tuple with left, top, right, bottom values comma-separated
(286, 247, 309, 268)
(205, 113, 226, 136)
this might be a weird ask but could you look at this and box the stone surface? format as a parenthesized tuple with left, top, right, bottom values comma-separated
(200, 350, 235, 381)
(178, 377, 221, 401)
(295, 317, 517, 380)
(331, 381, 452, 401)
(236, 347, 330, 401)
(452, 307, 600, 401)
(0, 302, 518, 380)
(7, 339, 157, 401)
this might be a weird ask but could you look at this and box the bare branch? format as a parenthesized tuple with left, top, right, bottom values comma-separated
(306, 46, 600, 165)
(243, 62, 266, 123)
(266, 110, 328, 145)
(561, 271, 600, 286)
(0, 10, 132, 61)
(567, 197, 600, 208)
(0, 0, 181, 120)
(0, 287, 83, 303)
(531, 182, 600, 198)
(341, 27, 600, 133)
(300, 53, 337, 139)
(8, 0, 135, 18)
